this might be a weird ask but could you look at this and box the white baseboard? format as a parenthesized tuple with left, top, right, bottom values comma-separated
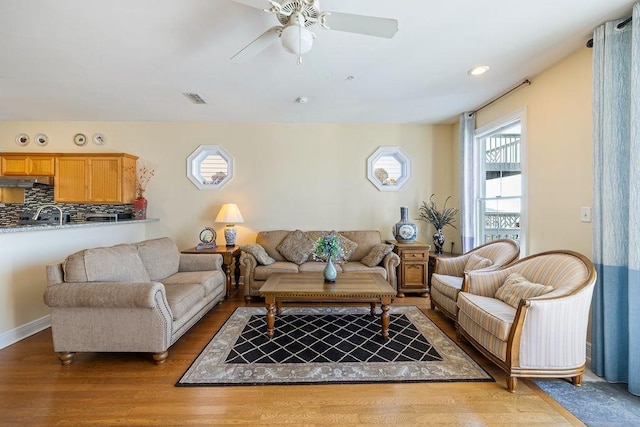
(0, 315, 51, 350)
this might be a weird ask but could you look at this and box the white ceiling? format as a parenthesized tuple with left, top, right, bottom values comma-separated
(0, 0, 635, 124)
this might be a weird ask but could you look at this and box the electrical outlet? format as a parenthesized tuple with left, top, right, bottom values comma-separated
(581, 207, 592, 223)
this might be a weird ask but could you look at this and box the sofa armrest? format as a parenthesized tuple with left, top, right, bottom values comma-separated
(179, 253, 223, 272)
(43, 281, 166, 309)
(514, 284, 595, 368)
(382, 252, 400, 290)
(463, 269, 512, 296)
(240, 252, 258, 296)
(435, 255, 470, 276)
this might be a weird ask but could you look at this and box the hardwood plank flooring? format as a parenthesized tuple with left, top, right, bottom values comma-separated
(0, 293, 583, 426)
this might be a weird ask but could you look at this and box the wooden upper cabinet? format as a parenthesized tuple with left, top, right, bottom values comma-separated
(54, 154, 137, 203)
(0, 154, 55, 176)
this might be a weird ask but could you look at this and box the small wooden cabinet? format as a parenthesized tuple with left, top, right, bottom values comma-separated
(387, 240, 430, 297)
(54, 154, 137, 203)
(0, 154, 55, 176)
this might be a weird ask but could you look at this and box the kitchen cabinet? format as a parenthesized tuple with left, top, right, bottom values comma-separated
(0, 154, 55, 176)
(54, 154, 137, 203)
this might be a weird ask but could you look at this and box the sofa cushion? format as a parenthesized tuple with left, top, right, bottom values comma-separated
(299, 262, 343, 273)
(162, 270, 225, 296)
(136, 237, 180, 281)
(163, 283, 205, 320)
(63, 244, 151, 283)
(465, 253, 493, 271)
(340, 262, 387, 279)
(494, 273, 554, 308)
(254, 262, 300, 281)
(431, 274, 463, 300)
(360, 243, 394, 267)
(240, 243, 276, 266)
(339, 230, 383, 261)
(457, 292, 516, 341)
(334, 232, 358, 261)
(276, 230, 315, 265)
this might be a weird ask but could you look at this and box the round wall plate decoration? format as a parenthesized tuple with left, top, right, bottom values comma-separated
(92, 133, 106, 145)
(15, 134, 29, 146)
(74, 133, 87, 146)
(35, 134, 49, 146)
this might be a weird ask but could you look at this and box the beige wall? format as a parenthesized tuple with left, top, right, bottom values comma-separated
(473, 47, 593, 257)
(1, 123, 454, 249)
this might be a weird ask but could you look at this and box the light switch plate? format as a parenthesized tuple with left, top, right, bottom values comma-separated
(581, 207, 592, 223)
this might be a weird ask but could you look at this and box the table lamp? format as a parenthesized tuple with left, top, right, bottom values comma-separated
(215, 203, 244, 246)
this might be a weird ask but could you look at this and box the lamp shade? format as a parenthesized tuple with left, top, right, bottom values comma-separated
(215, 203, 244, 225)
(280, 22, 314, 55)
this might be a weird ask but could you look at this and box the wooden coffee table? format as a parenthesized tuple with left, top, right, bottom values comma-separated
(259, 273, 397, 339)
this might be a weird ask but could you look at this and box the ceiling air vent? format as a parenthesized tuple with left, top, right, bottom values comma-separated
(183, 93, 208, 105)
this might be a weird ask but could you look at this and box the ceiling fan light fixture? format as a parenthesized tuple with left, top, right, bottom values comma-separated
(280, 22, 314, 56)
(468, 65, 491, 76)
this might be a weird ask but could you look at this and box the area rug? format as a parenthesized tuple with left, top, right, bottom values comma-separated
(534, 379, 640, 426)
(177, 306, 493, 386)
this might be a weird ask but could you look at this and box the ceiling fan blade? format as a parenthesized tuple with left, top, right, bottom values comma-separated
(322, 12, 398, 38)
(229, 0, 272, 10)
(230, 26, 282, 63)
(305, 41, 332, 80)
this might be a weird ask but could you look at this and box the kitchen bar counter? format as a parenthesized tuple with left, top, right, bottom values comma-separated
(0, 218, 159, 233)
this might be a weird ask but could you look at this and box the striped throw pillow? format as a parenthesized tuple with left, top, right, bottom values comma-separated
(494, 272, 554, 308)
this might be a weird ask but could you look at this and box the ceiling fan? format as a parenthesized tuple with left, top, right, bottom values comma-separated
(229, 0, 399, 66)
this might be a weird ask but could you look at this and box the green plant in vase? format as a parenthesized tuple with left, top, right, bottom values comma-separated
(313, 233, 345, 283)
(418, 194, 459, 254)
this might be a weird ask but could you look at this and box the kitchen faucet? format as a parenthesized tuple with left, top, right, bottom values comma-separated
(32, 204, 64, 226)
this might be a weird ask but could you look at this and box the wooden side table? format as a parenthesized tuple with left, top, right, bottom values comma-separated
(386, 240, 430, 298)
(181, 245, 241, 299)
(428, 251, 456, 289)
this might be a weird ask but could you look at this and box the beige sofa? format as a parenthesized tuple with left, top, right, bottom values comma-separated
(456, 250, 596, 392)
(44, 237, 226, 365)
(240, 230, 400, 302)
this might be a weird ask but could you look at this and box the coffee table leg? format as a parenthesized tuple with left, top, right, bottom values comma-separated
(380, 296, 392, 339)
(370, 302, 376, 316)
(265, 296, 276, 339)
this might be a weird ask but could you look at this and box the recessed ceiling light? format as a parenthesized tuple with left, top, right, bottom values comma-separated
(296, 97, 309, 104)
(468, 65, 490, 76)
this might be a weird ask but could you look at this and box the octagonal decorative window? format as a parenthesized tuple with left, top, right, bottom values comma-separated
(366, 146, 411, 191)
(187, 145, 234, 190)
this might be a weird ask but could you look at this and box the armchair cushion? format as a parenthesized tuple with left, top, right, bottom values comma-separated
(360, 243, 394, 267)
(494, 273, 554, 308)
(240, 243, 276, 266)
(276, 230, 315, 265)
(465, 254, 493, 271)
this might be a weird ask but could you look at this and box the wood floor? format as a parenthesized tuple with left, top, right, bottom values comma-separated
(0, 293, 583, 426)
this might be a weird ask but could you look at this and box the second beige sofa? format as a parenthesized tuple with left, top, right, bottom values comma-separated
(240, 230, 400, 302)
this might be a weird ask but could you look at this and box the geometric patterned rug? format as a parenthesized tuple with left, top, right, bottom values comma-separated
(177, 306, 493, 386)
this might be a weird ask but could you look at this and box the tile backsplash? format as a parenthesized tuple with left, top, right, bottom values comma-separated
(0, 184, 133, 227)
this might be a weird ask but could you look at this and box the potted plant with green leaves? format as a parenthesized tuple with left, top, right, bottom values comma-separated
(418, 194, 459, 254)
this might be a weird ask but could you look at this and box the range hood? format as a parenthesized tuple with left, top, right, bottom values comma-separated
(0, 176, 54, 188)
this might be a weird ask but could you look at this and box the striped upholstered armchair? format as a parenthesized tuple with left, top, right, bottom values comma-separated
(430, 239, 520, 320)
(456, 250, 597, 392)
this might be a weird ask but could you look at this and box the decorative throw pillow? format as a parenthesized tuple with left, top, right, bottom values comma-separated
(327, 231, 358, 261)
(494, 272, 554, 308)
(360, 243, 394, 267)
(464, 253, 493, 271)
(276, 230, 315, 265)
(240, 243, 276, 266)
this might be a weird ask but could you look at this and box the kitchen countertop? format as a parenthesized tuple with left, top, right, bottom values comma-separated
(0, 218, 159, 233)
